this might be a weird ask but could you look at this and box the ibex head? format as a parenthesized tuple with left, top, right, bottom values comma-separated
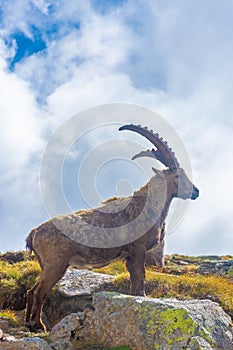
(119, 124, 199, 201)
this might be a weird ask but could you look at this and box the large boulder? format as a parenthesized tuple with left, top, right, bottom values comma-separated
(49, 292, 233, 350)
(43, 268, 115, 326)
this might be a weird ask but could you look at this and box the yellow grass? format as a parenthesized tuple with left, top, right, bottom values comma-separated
(0, 259, 41, 308)
(95, 259, 233, 319)
(94, 259, 127, 275)
(0, 310, 20, 327)
(1, 255, 233, 321)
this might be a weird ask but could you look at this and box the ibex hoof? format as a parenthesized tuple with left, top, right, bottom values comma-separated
(28, 320, 46, 332)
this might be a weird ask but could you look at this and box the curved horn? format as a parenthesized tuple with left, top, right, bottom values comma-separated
(132, 149, 166, 165)
(119, 124, 180, 169)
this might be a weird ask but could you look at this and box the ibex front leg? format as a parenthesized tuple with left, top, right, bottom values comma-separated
(126, 243, 146, 296)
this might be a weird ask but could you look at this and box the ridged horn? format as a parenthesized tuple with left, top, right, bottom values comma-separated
(119, 124, 180, 169)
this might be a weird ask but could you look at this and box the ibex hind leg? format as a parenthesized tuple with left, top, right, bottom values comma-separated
(29, 262, 68, 332)
(126, 243, 146, 296)
(25, 281, 39, 326)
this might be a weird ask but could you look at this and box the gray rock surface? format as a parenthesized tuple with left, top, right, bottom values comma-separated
(187, 336, 213, 349)
(0, 337, 52, 350)
(1, 291, 232, 349)
(57, 268, 114, 297)
(43, 268, 116, 326)
(198, 260, 233, 278)
(48, 292, 233, 350)
(49, 313, 86, 350)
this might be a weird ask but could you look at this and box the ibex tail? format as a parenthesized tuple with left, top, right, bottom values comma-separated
(25, 230, 34, 253)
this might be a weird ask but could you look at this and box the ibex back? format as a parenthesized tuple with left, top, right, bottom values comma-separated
(25, 124, 199, 331)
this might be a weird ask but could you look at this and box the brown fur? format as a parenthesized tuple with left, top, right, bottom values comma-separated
(25, 167, 198, 331)
(101, 196, 118, 204)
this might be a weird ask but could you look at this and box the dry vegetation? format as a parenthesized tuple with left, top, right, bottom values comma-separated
(0, 251, 233, 329)
(95, 256, 233, 319)
(0, 252, 41, 312)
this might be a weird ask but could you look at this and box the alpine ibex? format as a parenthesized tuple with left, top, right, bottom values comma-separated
(25, 124, 199, 331)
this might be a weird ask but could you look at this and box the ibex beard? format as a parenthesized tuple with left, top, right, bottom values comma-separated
(25, 124, 199, 331)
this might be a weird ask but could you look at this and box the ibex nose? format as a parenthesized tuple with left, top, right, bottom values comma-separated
(191, 186, 199, 200)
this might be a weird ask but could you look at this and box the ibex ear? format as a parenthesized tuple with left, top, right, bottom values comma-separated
(152, 167, 163, 178)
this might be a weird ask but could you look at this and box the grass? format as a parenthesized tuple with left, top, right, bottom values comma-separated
(0, 310, 20, 327)
(1, 252, 233, 324)
(0, 257, 41, 310)
(0, 252, 231, 350)
(0, 259, 41, 289)
(96, 259, 233, 320)
(146, 270, 233, 317)
(94, 259, 127, 275)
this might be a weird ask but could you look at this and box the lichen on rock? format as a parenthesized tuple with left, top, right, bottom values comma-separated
(1, 292, 233, 349)
(48, 292, 233, 350)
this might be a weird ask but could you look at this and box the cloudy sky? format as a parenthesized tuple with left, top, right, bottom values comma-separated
(0, 0, 233, 255)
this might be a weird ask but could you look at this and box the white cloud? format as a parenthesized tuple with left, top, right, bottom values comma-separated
(0, 48, 42, 176)
(0, 40, 44, 251)
(0, 0, 233, 255)
(0, 0, 40, 38)
(15, 2, 134, 99)
(31, 0, 49, 15)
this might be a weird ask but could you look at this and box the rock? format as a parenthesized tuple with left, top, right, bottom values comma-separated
(48, 292, 233, 350)
(198, 256, 223, 261)
(49, 313, 82, 350)
(1, 335, 16, 342)
(198, 260, 233, 278)
(49, 309, 102, 350)
(0, 337, 52, 350)
(169, 257, 189, 265)
(187, 336, 213, 349)
(0, 319, 10, 332)
(43, 268, 115, 326)
(57, 268, 114, 297)
(0, 252, 26, 264)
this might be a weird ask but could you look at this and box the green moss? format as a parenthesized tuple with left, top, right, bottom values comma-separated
(159, 308, 197, 337)
(138, 303, 216, 348)
(139, 305, 198, 347)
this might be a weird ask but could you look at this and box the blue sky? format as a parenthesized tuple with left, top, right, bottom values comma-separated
(0, 0, 233, 255)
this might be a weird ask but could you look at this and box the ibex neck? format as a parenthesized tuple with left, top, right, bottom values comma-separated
(133, 176, 173, 227)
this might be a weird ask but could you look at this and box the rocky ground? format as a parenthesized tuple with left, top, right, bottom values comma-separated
(0, 252, 233, 349)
